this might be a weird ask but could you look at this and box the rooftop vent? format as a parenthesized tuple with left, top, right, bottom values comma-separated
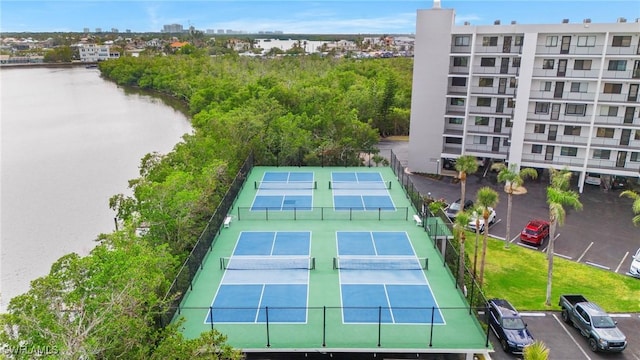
(618, 17, 627, 23)
(464, 21, 471, 26)
(494, 20, 501, 25)
(511, 20, 517, 25)
(562, 19, 569, 23)
(583, 18, 591, 23)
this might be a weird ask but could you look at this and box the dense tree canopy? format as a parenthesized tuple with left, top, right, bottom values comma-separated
(2, 52, 414, 356)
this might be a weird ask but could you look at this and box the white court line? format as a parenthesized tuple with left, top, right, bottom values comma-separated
(615, 251, 629, 273)
(576, 242, 594, 263)
(552, 313, 592, 360)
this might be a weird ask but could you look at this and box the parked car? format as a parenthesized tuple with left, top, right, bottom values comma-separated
(559, 294, 627, 352)
(520, 219, 550, 246)
(445, 199, 474, 219)
(486, 298, 535, 354)
(442, 158, 456, 170)
(630, 248, 640, 278)
(611, 176, 627, 190)
(585, 173, 601, 186)
(468, 207, 496, 233)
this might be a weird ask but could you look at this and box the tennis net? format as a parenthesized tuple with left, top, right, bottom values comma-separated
(329, 181, 391, 190)
(255, 181, 317, 190)
(333, 256, 428, 270)
(220, 256, 316, 270)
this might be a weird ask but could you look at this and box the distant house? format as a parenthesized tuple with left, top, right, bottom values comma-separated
(169, 41, 189, 50)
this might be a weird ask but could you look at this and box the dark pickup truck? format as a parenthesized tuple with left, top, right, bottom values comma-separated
(559, 295, 627, 352)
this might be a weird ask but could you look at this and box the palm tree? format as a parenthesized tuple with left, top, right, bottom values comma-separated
(454, 155, 479, 217)
(545, 168, 582, 306)
(495, 163, 538, 249)
(619, 190, 640, 226)
(476, 186, 499, 287)
(453, 210, 472, 290)
(523, 340, 550, 360)
(470, 206, 482, 280)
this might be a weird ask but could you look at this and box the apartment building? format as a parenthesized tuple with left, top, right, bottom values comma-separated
(408, 4, 640, 192)
(78, 43, 120, 62)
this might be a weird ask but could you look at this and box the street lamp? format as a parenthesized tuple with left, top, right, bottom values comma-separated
(436, 159, 440, 176)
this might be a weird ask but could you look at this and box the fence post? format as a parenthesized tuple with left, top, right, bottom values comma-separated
(429, 307, 435, 347)
(322, 306, 326, 347)
(265, 307, 271, 347)
(377, 306, 382, 347)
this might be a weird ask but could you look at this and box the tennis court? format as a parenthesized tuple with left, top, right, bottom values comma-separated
(336, 231, 444, 324)
(251, 171, 314, 210)
(174, 166, 489, 355)
(207, 231, 312, 324)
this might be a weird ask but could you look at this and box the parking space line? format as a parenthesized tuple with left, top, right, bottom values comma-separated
(520, 312, 546, 317)
(517, 242, 538, 250)
(509, 234, 519, 244)
(615, 251, 629, 273)
(554, 253, 573, 260)
(576, 241, 594, 263)
(585, 261, 610, 270)
(541, 233, 560, 253)
(552, 313, 592, 360)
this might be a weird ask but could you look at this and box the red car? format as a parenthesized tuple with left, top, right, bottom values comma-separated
(520, 220, 550, 246)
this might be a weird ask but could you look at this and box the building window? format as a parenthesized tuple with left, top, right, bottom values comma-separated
(532, 144, 543, 154)
(564, 126, 581, 136)
(543, 59, 555, 69)
(574, 59, 592, 70)
(635, 130, 640, 140)
(541, 81, 552, 91)
(505, 118, 513, 127)
(454, 36, 470, 46)
(474, 136, 488, 144)
(480, 58, 496, 67)
(475, 116, 490, 125)
(593, 149, 611, 159)
(596, 127, 615, 138)
(600, 106, 619, 116)
(534, 124, 546, 133)
(448, 117, 464, 125)
(503, 138, 510, 146)
(515, 36, 524, 46)
(570, 82, 587, 93)
(535, 102, 550, 114)
(603, 83, 623, 94)
(612, 36, 632, 47)
(445, 137, 463, 144)
(482, 36, 498, 46)
(507, 98, 515, 108)
(510, 78, 517, 88)
(577, 36, 596, 47)
(477, 97, 492, 107)
(560, 147, 578, 156)
(453, 57, 468, 66)
(608, 60, 627, 71)
(631, 152, 640, 162)
(566, 104, 586, 115)
(450, 98, 465, 106)
(451, 77, 467, 86)
(478, 78, 494, 87)
(545, 36, 558, 47)
(512, 58, 521, 67)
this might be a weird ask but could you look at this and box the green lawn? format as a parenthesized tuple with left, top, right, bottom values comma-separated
(466, 234, 640, 313)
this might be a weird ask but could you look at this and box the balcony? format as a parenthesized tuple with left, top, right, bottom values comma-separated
(468, 106, 514, 116)
(529, 90, 596, 102)
(601, 69, 639, 80)
(599, 93, 632, 103)
(471, 45, 523, 55)
(532, 68, 600, 79)
(449, 65, 470, 75)
(450, 45, 471, 54)
(447, 86, 467, 96)
(469, 86, 516, 96)
(593, 115, 638, 126)
(471, 66, 519, 75)
(535, 44, 604, 56)
(605, 45, 640, 56)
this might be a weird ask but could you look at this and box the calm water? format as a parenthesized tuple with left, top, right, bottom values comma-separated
(0, 66, 192, 310)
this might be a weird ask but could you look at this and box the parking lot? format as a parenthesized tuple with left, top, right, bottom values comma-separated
(378, 139, 639, 278)
(377, 139, 640, 359)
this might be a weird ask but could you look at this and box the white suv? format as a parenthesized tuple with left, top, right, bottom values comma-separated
(630, 248, 640, 278)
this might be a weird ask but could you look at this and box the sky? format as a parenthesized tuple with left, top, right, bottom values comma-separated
(1, 0, 638, 34)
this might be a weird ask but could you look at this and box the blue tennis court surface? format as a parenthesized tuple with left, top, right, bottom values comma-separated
(336, 231, 444, 324)
(252, 172, 314, 210)
(331, 171, 395, 211)
(207, 231, 311, 324)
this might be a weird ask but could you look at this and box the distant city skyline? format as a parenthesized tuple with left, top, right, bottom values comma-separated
(1, 0, 638, 34)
